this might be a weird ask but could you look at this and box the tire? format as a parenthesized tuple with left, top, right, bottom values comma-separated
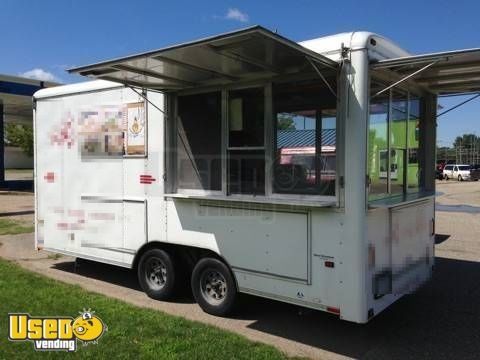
(191, 258, 237, 316)
(458, 175, 463, 181)
(137, 249, 176, 300)
(444, 174, 448, 180)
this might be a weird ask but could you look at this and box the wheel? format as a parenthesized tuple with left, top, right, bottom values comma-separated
(444, 174, 449, 180)
(458, 175, 463, 181)
(191, 258, 237, 316)
(137, 249, 176, 300)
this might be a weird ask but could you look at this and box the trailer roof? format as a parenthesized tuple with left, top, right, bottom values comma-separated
(68, 26, 338, 91)
(371, 48, 480, 95)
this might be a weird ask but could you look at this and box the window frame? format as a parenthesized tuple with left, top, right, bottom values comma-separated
(166, 75, 341, 205)
(367, 77, 429, 202)
(175, 91, 223, 194)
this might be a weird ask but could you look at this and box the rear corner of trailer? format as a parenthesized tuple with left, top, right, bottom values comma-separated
(363, 34, 439, 320)
(33, 85, 69, 253)
(33, 88, 44, 251)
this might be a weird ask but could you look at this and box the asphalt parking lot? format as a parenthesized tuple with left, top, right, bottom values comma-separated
(1, 181, 479, 359)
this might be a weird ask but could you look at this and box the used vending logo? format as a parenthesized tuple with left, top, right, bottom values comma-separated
(8, 309, 106, 352)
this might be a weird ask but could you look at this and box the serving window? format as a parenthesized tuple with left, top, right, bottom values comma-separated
(273, 81, 337, 196)
(176, 92, 222, 191)
(228, 87, 265, 195)
(368, 80, 426, 202)
(172, 77, 338, 201)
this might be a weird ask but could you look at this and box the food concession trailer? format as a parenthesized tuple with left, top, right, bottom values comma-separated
(34, 26, 480, 323)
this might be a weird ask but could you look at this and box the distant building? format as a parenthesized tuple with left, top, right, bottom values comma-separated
(0, 73, 58, 187)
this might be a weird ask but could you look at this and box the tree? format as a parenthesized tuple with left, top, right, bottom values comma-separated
(453, 133, 480, 150)
(277, 114, 295, 130)
(452, 133, 480, 164)
(4, 123, 34, 157)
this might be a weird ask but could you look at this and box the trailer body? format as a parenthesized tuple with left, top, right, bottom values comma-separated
(35, 27, 480, 322)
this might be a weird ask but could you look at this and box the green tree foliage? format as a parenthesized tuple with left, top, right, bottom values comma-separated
(436, 146, 456, 162)
(4, 123, 34, 157)
(453, 133, 480, 150)
(277, 114, 296, 130)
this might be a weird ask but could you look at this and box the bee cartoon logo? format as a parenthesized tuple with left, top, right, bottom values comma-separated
(72, 309, 106, 343)
(8, 309, 106, 352)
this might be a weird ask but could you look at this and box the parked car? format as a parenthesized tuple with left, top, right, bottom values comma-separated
(470, 164, 480, 181)
(436, 161, 445, 180)
(443, 164, 471, 181)
(436, 168, 444, 180)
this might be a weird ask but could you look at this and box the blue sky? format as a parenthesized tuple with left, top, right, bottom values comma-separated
(1, 0, 479, 145)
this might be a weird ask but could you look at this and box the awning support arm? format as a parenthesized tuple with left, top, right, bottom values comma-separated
(306, 57, 337, 99)
(437, 93, 480, 118)
(128, 85, 204, 185)
(372, 60, 440, 98)
(128, 86, 167, 116)
(114, 64, 198, 87)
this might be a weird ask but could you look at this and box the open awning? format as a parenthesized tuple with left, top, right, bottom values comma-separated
(69, 26, 338, 92)
(371, 48, 480, 95)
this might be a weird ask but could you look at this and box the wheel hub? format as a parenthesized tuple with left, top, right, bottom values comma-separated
(201, 270, 227, 304)
(146, 257, 167, 290)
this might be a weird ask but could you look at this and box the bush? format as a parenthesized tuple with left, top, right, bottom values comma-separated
(4, 123, 33, 157)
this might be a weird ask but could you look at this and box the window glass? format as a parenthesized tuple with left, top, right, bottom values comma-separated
(273, 81, 337, 196)
(177, 92, 222, 190)
(321, 111, 337, 196)
(228, 87, 264, 147)
(368, 84, 389, 199)
(390, 90, 408, 196)
(369, 81, 426, 201)
(228, 150, 265, 195)
(228, 87, 265, 195)
(407, 96, 422, 192)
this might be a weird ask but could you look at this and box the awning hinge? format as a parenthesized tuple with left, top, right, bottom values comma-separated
(341, 43, 350, 59)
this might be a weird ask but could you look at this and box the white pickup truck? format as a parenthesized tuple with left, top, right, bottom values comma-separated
(443, 164, 471, 181)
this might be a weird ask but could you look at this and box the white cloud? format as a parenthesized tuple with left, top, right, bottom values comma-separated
(20, 68, 60, 83)
(225, 8, 249, 22)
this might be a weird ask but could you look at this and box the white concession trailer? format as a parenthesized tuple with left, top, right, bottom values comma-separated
(34, 26, 480, 323)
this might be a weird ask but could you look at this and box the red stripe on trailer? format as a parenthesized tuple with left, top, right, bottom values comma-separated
(44, 172, 55, 183)
(139, 174, 156, 184)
